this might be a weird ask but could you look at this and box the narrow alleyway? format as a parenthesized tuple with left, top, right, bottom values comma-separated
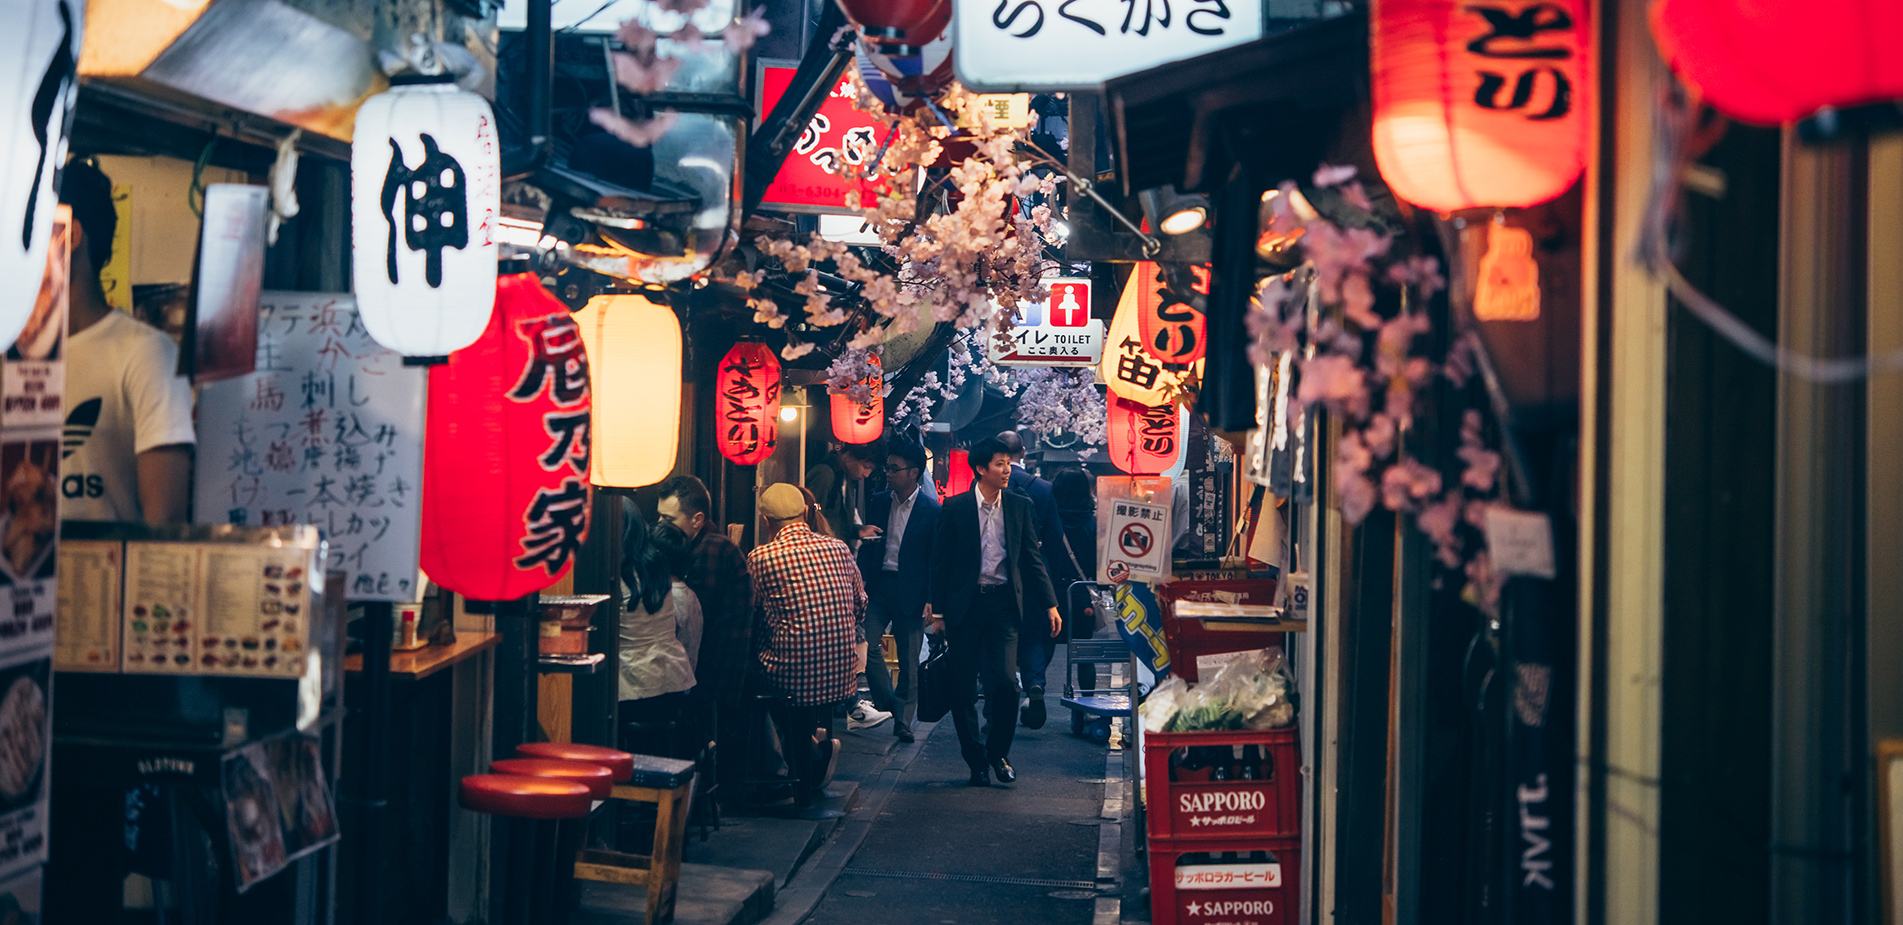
(803, 649, 1120, 925)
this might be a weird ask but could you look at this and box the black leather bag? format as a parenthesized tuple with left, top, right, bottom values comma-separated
(916, 638, 953, 723)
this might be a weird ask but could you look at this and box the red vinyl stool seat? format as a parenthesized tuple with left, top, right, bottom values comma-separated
(459, 774, 592, 819)
(517, 742, 634, 782)
(493, 758, 615, 800)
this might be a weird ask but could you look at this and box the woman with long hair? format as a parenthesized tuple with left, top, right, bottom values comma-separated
(618, 507, 704, 732)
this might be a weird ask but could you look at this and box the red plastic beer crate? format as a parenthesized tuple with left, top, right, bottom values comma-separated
(1149, 838, 1301, 925)
(1144, 728, 1301, 842)
(1157, 578, 1281, 682)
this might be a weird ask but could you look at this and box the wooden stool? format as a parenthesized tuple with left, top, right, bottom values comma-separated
(515, 745, 696, 925)
(459, 774, 592, 925)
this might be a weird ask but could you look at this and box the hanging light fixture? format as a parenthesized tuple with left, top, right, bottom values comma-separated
(1651, 0, 1903, 126)
(1370, 0, 1590, 213)
(351, 76, 501, 357)
(1, 0, 81, 348)
(716, 340, 781, 466)
(574, 293, 680, 488)
(421, 274, 591, 601)
(1107, 396, 1184, 476)
(830, 353, 885, 445)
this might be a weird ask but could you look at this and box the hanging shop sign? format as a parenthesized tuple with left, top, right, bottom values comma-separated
(1370, 0, 1589, 213)
(1652, 0, 1903, 126)
(757, 64, 892, 215)
(1107, 396, 1185, 476)
(716, 341, 780, 466)
(1102, 496, 1171, 585)
(0, 0, 82, 351)
(349, 78, 500, 357)
(420, 274, 591, 601)
(193, 293, 426, 602)
(952, 0, 1262, 92)
(1104, 267, 1203, 405)
(988, 278, 1104, 367)
(574, 294, 679, 489)
(830, 354, 884, 445)
(189, 184, 267, 383)
(1135, 262, 1209, 365)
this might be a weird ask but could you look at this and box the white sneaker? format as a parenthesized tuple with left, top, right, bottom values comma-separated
(847, 700, 892, 731)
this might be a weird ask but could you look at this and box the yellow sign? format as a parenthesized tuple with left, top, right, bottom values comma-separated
(960, 94, 1033, 129)
(100, 184, 132, 313)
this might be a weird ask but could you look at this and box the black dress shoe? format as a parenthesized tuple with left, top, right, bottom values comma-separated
(1023, 688, 1047, 729)
(896, 726, 915, 743)
(990, 759, 1016, 784)
(967, 768, 991, 786)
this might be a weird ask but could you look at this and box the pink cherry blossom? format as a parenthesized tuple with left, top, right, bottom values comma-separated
(722, 8, 772, 52)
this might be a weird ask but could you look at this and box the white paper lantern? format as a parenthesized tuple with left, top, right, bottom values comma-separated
(350, 78, 500, 356)
(574, 294, 681, 488)
(0, 0, 82, 348)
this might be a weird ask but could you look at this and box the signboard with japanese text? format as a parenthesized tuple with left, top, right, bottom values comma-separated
(192, 293, 425, 602)
(989, 278, 1104, 367)
(1103, 497, 1171, 585)
(953, 0, 1263, 92)
(0, 207, 66, 664)
(757, 63, 892, 215)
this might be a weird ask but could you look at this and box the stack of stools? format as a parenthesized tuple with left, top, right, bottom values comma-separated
(458, 771, 594, 925)
(515, 742, 698, 925)
(1141, 728, 1302, 925)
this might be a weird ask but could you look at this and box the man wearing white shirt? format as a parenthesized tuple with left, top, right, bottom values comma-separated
(855, 441, 938, 743)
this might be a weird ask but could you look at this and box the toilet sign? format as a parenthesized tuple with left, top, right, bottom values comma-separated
(989, 277, 1103, 367)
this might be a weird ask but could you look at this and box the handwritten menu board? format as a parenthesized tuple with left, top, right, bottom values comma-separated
(193, 293, 425, 602)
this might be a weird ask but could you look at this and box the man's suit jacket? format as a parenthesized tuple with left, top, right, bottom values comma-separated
(930, 488, 1059, 627)
(1009, 465, 1068, 564)
(856, 488, 939, 623)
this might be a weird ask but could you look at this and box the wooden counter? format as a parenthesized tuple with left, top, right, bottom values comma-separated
(345, 632, 501, 681)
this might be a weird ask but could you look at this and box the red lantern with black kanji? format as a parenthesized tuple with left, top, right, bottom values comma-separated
(1371, 0, 1590, 213)
(1108, 396, 1183, 476)
(421, 273, 591, 600)
(1651, 0, 1903, 126)
(830, 354, 884, 445)
(717, 341, 781, 466)
(1134, 262, 1209, 365)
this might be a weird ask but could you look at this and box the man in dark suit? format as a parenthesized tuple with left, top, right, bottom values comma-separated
(856, 441, 939, 743)
(996, 431, 1068, 729)
(930, 436, 1061, 786)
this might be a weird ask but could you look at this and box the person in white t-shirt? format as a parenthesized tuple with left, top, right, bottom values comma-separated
(57, 161, 195, 524)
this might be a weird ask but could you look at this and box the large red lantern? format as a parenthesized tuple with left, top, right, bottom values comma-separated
(716, 341, 781, 466)
(1370, 0, 1590, 214)
(836, 0, 948, 50)
(939, 448, 974, 497)
(1651, 0, 1903, 126)
(421, 273, 591, 601)
(1134, 262, 1210, 365)
(1108, 396, 1184, 476)
(830, 354, 884, 445)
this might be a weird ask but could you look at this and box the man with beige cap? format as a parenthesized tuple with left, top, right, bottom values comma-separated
(748, 482, 866, 809)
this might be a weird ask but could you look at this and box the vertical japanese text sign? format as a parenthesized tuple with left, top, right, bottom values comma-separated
(192, 293, 427, 602)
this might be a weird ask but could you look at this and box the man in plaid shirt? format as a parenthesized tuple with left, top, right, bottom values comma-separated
(749, 483, 865, 806)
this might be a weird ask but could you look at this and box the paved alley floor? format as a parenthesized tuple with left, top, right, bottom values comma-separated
(805, 687, 1117, 925)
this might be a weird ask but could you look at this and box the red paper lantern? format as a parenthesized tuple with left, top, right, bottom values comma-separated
(1370, 0, 1591, 213)
(938, 448, 974, 497)
(1108, 396, 1182, 476)
(421, 273, 592, 600)
(1651, 0, 1903, 126)
(830, 354, 884, 445)
(836, 0, 949, 50)
(1134, 262, 1210, 365)
(716, 341, 781, 466)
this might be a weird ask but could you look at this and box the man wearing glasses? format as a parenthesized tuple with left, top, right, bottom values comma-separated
(854, 441, 940, 743)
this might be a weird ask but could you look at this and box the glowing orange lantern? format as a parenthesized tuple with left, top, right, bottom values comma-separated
(830, 354, 884, 444)
(1134, 262, 1209, 365)
(1370, 0, 1590, 213)
(421, 273, 591, 600)
(1651, 0, 1903, 126)
(1108, 396, 1183, 476)
(717, 341, 781, 465)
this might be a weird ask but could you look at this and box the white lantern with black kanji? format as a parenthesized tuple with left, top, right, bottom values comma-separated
(350, 76, 500, 357)
(0, 0, 81, 347)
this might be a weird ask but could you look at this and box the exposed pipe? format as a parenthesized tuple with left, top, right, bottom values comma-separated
(503, 0, 554, 182)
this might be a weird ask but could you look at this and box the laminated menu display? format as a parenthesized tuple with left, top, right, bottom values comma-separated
(121, 542, 313, 678)
(52, 540, 119, 671)
(121, 541, 201, 674)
